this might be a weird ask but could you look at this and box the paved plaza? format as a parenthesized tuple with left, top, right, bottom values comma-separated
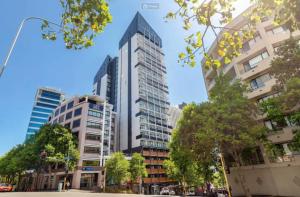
(0, 190, 169, 197)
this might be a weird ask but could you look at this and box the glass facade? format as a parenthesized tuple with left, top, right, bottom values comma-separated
(25, 88, 64, 140)
(136, 32, 170, 149)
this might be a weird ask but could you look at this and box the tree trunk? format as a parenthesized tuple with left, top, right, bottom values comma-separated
(16, 172, 22, 191)
(47, 165, 52, 190)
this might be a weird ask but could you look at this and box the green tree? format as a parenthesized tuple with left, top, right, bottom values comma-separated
(270, 37, 300, 89)
(0, 124, 79, 191)
(167, 0, 299, 68)
(176, 75, 267, 197)
(40, 0, 112, 49)
(164, 129, 205, 196)
(105, 152, 129, 187)
(34, 124, 79, 189)
(128, 153, 147, 192)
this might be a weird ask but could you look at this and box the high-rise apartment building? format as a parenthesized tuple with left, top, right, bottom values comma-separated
(202, 7, 300, 196)
(93, 55, 118, 111)
(168, 105, 182, 130)
(42, 95, 116, 190)
(118, 12, 172, 193)
(25, 87, 64, 140)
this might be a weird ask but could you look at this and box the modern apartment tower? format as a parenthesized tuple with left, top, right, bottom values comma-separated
(25, 87, 64, 140)
(93, 55, 118, 111)
(44, 95, 116, 190)
(202, 7, 300, 196)
(118, 12, 172, 193)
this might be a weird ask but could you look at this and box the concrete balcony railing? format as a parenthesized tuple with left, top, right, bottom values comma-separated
(147, 168, 165, 174)
(267, 30, 300, 46)
(144, 159, 164, 165)
(239, 58, 272, 81)
(235, 40, 267, 63)
(267, 126, 297, 143)
(142, 150, 169, 157)
(247, 78, 276, 99)
(143, 177, 172, 184)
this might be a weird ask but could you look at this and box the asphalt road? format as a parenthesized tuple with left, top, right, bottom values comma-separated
(0, 190, 171, 197)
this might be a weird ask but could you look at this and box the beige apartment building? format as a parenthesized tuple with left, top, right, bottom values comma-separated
(202, 7, 300, 197)
(39, 95, 116, 190)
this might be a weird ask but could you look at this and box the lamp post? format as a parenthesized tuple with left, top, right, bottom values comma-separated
(0, 17, 61, 78)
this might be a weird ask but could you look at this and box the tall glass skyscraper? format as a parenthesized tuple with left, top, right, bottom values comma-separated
(118, 12, 172, 192)
(25, 87, 64, 140)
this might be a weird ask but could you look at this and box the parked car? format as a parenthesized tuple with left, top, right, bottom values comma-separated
(169, 190, 176, 195)
(0, 183, 13, 192)
(160, 187, 170, 195)
(216, 189, 229, 197)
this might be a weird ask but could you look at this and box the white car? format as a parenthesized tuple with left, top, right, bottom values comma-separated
(169, 190, 176, 195)
(160, 188, 169, 195)
(217, 189, 229, 197)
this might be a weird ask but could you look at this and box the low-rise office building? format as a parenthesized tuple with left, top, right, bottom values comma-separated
(41, 95, 116, 190)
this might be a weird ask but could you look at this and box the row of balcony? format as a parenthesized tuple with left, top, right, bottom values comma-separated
(144, 159, 164, 165)
(143, 177, 173, 184)
(143, 150, 168, 157)
(146, 168, 165, 174)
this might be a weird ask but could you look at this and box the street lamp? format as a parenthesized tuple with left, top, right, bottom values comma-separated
(0, 17, 61, 78)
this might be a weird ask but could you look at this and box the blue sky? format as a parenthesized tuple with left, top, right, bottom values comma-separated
(0, 0, 249, 155)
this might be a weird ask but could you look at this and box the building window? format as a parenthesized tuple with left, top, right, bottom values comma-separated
(88, 110, 102, 118)
(58, 115, 64, 123)
(37, 103, 57, 109)
(64, 122, 71, 128)
(250, 73, 271, 90)
(74, 108, 82, 117)
(242, 33, 261, 52)
(29, 122, 43, 128)
(55, 109, 59, 116)
(243, 51, 269, 72)
(73, 119, 81, 128)
(60, 105, 66, 113)
(86, 121, 102, 129)
(30, 117, 47, 123)
(84, 146, 100, 154)
(66, 111, 73, 120)
(33, 107, 53, 113)
(31, 112, 49, 118)
(67, 101, 74, 109)
(86, 133, 101, 141)
(39, 98, 60, 105)
(266, 25, 288, 35)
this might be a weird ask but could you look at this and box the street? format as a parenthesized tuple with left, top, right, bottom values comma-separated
(0, 190, 169, 197)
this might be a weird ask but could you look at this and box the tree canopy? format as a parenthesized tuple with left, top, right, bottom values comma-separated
(270, 37, 300, 89)
(105, 152, 130, 186)
(169, 74, 268, 197)
(166, 0, 300, 68)
(129, 153, 147, 184)
(41, 0, 112, 49)
(0, 124, 79, 190)
(164, 129, 206, 195)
